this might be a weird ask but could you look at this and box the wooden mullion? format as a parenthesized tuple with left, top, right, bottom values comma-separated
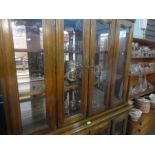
(88, 19, 96, 115)
(109, 20, 119, 107)
(56, 19, 64, 127)
(122, 21, 134, 103)
(43, 19, 57, 130)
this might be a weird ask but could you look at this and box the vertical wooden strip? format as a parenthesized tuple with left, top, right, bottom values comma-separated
(0, 19, 22, 134)
(123, 23, 134, 102)
(43, 19, 57, 130)
(82, 19, 90, 116)
(56, 19, 64, 127)
(88, 19, 95, 115)
(105, 20, 116, 108)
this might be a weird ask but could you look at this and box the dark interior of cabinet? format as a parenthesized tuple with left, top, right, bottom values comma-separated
(0, 83, 7, 134)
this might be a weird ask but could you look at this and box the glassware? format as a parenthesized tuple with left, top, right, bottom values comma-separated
(66, 60, 78, 82)
(129, 108, 142, 122)
(64, 92, 70, 115)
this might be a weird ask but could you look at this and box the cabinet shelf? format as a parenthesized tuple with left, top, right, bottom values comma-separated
(129, 88, 155, 99)
(19, 94, 45, 102)
(64, 51, 82, 54)
(130, 71, 155, 77)
(131, 56, 155, 59)
(19, 91, 44, 98)
(133, 38, 155, 47)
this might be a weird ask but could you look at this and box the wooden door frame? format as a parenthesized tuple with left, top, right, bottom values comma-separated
(56, 19, 90, 127)
(0, 19, 22, 134)
(87, 19, 116, 116)
(0, 19, 56, 134)
(109, 19, 134, 108)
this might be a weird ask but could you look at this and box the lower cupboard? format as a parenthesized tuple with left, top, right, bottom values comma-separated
(48, 106, 130, 135)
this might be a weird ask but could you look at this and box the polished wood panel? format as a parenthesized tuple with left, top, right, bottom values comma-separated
(133, 38, 155, 48)
(129, 88, 155, 99)
(90, 121, 111, 135)
(42, 20, 57, 130)
(0, 19, 22, 134)
(127, 109, 155, 135)
(73, 129, 90, 135)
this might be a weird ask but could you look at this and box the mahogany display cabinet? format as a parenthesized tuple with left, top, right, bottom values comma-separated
(0, 19, 134, 135)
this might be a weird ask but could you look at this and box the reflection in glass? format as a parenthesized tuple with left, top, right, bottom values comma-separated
(113, 27, 129, 104)
(64, 20, 83, 118)
(92, 21, 110, 110)
(12, 19, 48, 134)
(114, 121, 124, 135)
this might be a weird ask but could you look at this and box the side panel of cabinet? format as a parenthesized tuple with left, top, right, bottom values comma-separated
(110, 20, 133, 107)
(0, 20, 22, 134)
(90, 121, 111, 135)
(111, 112, 128, 135)
(56, 20, 90, 127)
(0, 21, 8, 134)
(0, 19, 56, 134)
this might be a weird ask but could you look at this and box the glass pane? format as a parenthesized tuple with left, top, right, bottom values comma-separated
(114, 121, 124, 135)
(64, 20, 83, 119)
(12, 19, 48, 134)
(113, 26, 129, 104)
(92, 21, 110, 110)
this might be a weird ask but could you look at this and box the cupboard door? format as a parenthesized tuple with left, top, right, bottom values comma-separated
(111, 20, 133, 106)
(1, 19, 56, 134)
(56, 20, 90, 127)
(88, 20, 115, 115)
(111, 112, 128, 135)
(90, 121, 111, 135)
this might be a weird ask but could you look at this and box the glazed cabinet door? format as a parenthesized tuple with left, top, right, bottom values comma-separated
(88, 20, 115, 115)
(110, 20, 133, 107)
(56, 20, 90, 127)
(0, 19, 56, 134)
(111, 112, 128, 135)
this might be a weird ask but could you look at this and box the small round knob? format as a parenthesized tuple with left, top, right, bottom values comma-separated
(86, 121, 92, 125)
